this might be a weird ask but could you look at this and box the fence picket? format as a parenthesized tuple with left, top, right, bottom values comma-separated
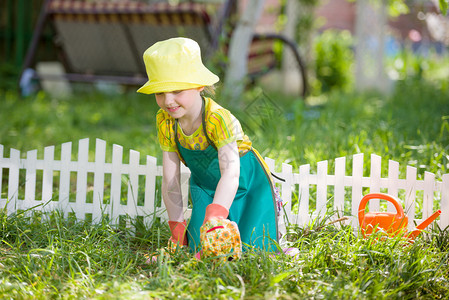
(298, 164, 310, 226)
(59, 142, 72, 217)
(405, 166, 417, 231)
(42, 146, 55, 206)
(281, 162, 293, 224)
(24, 150, 38, 211)
(75, 138, 89, 220)
(0, 139, 447, 233)
(441, 174, 449, 229)
(141, 155, 157, 224)
(369, 154, 381, 212)
(387, 159, 400, 212)
(127, 149, 140, 220)
(351, 154, 364, 229)
(92, 139, 106, 222)
(7, 149, 20, 214)
(334, 157, 345, 214)
(110, 143, 123, 225)
(423, 171, 436, 223)
(316, 160, 328, 219)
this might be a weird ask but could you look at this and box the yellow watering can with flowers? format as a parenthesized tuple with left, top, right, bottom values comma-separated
(358, 193, 441, 241)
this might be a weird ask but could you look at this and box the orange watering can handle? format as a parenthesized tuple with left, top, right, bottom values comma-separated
(358, 193, 405, 227)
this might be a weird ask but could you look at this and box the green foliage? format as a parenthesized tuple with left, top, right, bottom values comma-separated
(0, 63, 20, 92)
(439, 0, 448, 15)
(313, 30, 354, 94)
(0, 90, 161, 161)
(386, 49, 449, 85)
(387, 0, 410, 17)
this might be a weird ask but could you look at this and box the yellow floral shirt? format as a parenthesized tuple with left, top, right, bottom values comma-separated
(156, 97, 274, 185)
(156, 97, 252, 162)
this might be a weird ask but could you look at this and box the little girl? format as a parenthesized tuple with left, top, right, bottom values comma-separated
(137, 37, 282, 254)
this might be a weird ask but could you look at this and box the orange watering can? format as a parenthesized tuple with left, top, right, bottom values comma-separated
(358, 193, 441, 241)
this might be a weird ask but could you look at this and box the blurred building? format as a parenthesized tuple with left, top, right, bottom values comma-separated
(315, 0, 446, 53)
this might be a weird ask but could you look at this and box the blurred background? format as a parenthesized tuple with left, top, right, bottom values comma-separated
(0, 0, 448, 175)
(1, 0, 448, 94)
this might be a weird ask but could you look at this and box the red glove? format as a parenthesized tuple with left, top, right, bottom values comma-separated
(203, 203, 229, 224)
(168, 220, 188, 246)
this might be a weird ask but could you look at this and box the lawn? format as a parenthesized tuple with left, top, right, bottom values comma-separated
(0, 73, 448, 298)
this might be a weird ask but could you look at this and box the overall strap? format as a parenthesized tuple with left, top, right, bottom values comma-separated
(173, 120, 187, 167)
(173, 97, 218, 165)
(200, 96, 218, 151)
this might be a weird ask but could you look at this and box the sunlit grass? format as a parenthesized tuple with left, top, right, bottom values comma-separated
(0, 208, 448, 299)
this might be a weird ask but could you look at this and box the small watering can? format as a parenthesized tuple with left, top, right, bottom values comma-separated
(358, 193, 441, 241)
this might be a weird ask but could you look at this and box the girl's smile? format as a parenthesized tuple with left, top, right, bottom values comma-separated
(166, 105, 180, 113)
(155, 87, 204, 120)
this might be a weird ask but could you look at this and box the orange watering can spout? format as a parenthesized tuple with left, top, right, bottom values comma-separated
(407, 210, 442, 240)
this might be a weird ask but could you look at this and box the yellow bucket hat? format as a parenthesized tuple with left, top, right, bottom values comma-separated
(137, 37, 219, 94)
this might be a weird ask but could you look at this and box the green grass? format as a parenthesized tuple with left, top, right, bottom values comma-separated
(1, 210, 448, 299)
(1, 74, 449, 298)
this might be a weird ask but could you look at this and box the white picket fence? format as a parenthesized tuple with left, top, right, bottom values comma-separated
(1, 138, 448, 231)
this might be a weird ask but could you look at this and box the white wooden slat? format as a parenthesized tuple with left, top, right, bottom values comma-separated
(92, 139, 106, 222)
(42, 146, 55, 206)
(24, 150, 38, 210)
(141, 155, 157, 224)
(316, 160, 328, 218)
(264, 156, 286, 219)
(127, 149, 140, 220)
(297, 164, 310, 226)
(423, 171, 436, 223)
(387, 159, 399, 212)
(369, 154, 381, 212)
(7, 149, 20, 215)
(110, 143, 123, 225)
(75, 138, 89, 220)
(351, 153, 364, 230)
(59, 142, 72, 217)
(334, 157, 345, 214)
(264, 157, 275, 174)
(440, 174, 449, 228)
(281, 162, 293, 223)
(405, 166, 417, 231)
(360, 176, 370, 188)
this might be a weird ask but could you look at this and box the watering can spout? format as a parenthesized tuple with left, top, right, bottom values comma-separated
(408, 210, 442, 240)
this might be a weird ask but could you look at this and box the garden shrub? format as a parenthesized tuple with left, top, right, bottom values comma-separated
(313, 30, 354, 93)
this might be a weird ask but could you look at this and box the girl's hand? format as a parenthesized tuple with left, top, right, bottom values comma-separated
(203, 203, 229, 224)
(168, 220, 188, 246)
(199, 218, 242, 264)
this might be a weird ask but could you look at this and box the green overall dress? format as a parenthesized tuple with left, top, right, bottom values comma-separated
(174, 98, 279, 253)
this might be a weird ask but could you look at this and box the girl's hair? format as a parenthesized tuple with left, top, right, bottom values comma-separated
(201, 85, 216, 97)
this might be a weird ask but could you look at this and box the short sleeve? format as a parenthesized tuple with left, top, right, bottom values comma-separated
(156, 109, 177, 152)
(207, 108, 245, 149)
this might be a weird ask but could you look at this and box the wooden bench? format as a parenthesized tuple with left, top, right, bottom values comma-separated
(22, 0, 308, 97)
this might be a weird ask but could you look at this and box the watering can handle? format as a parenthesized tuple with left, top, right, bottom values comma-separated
(358, 193, 405, 226)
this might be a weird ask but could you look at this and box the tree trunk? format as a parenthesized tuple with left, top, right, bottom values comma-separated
(282, 0, 300, 95)
(354, 0, 389, 92)
(223, 0, 266, 107)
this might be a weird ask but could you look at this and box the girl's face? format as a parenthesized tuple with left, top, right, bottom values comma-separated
(155, 87, 204, 119)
